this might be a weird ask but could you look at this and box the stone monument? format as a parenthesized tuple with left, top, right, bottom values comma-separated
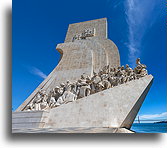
(12, 18, 153, 133)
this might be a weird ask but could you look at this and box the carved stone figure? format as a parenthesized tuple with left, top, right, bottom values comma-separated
(77, 75, 91, 98)
(140, 68, 148, 77)
(63, 91, 76, 103)
(32, 90, 43, 110)
(48, 97, 56, 108)
(101, 74, 111, 90)
(125, 64, 133, 75)
(70, 82, 78, 100)
(59, 83, 65, 94)
(33, 90, 42, 104)
(40, 100, 49, 110)
(55, 96, 64, 106)
(54, 86, 62, 101)
(58, 80, 76, 103)
(95, 82, 104, 92)
(25, 103, 34, 111)
(64, 80, 72, 92)
(134, 58, 147, 79)
(108, 75, 115, 87)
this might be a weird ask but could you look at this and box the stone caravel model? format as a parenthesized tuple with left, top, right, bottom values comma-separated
(12, 18, 153, 133)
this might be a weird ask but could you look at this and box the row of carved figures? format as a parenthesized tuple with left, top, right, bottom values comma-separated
(25, 58, 148, 111)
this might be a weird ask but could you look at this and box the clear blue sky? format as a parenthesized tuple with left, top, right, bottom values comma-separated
(13, 0, 166, 120)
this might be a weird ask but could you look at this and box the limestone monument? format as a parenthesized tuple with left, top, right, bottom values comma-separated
(12, 18, 153, 133)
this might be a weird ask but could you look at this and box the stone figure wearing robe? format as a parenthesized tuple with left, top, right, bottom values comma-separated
(77, 75, 91, 98)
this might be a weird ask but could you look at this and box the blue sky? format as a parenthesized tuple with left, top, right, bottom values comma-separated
(13, 0, 166, 121)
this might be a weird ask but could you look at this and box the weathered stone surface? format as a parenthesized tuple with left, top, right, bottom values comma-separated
(16, 18, 120, 112)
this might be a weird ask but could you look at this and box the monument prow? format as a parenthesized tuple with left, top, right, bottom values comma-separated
(44, 75, 153, 129)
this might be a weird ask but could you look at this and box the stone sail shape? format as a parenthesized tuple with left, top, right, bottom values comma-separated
(16, 18, 120, 111)
(43, 75, 153, 129)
